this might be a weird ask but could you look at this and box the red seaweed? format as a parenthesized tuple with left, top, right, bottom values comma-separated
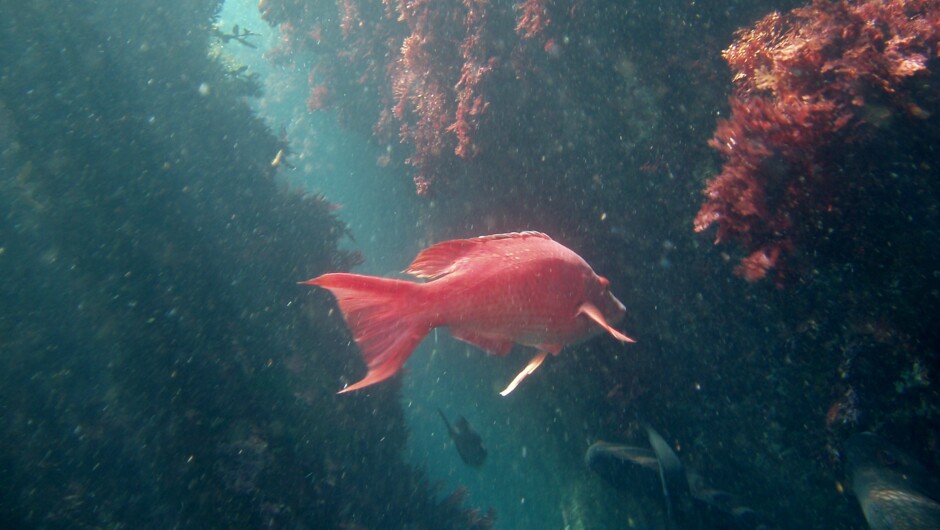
(694, 0, 939, 282)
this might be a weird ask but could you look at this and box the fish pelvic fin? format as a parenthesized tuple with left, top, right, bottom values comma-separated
(302, 273, 430, 393)
(499, 351, 548, 396)
(578, 302, 636, 343)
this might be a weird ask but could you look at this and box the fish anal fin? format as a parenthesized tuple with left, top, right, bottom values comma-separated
(535, 343, 564, 356)
(404, 232, 552, 279)
(578, 302, 636, 343)
(450, 327, 514, 356)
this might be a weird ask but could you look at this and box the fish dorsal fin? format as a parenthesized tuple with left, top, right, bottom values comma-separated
(404, 231, 552, 279)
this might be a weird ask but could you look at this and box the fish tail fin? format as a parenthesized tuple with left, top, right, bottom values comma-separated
(302, 273, 430, 393)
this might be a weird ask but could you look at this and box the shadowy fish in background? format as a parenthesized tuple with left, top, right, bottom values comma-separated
(438, 409, 487, 468)
(845, 432, 940, 530)
(303, 232, 633, 394)
(646, 425, 697, 527)
(585, 440, 662, 494)
(586, 426, 767, 530)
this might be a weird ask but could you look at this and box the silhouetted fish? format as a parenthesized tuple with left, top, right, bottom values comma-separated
(439, 409, 487, 468)
(586, 426, 766, 530)
(845, 432, 940, 530)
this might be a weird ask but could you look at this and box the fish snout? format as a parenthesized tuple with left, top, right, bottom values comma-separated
(593, 275, 626, 324)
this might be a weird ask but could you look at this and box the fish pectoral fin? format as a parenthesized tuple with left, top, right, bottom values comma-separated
(499, 351, 549, 397)
(450, 327, 514, 356)
(578, 303, 636, 343)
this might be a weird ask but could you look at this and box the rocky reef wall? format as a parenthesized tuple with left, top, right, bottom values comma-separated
(0, 2, 489, 528)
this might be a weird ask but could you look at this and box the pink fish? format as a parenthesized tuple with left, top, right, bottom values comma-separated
(303, 232, 634, 395)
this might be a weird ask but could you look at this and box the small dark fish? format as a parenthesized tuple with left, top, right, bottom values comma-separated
(586, 426, 766, 530)
(438, 409, 486, 468)
(845, 432, 940, 530)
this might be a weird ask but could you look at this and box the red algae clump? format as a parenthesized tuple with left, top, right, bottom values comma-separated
(694, 0, 940, 282)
